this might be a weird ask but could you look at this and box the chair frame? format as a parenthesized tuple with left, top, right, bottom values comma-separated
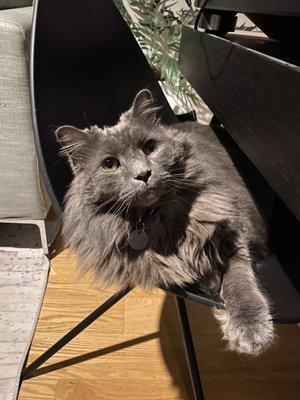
(21, 284, 217, 399)
(20, 1, 226, 399)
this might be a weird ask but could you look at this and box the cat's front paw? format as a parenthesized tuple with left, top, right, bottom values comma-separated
(223, 312, 274, 356)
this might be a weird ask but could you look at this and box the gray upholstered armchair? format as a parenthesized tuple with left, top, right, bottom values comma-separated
(0, 1, 51, 252)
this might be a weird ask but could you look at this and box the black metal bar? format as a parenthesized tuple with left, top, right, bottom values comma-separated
(21, 285, 133, 380)
(210, 115, 222, 127)
(176, 296, 205, 400)
(166, 286, 224, 309)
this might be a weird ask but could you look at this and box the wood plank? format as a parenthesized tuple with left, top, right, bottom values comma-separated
(18, 380, 57, 400)
(55, 380, 188, 400)
(124, 295, 220, 334)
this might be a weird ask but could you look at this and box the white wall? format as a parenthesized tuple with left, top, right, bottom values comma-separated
(123, 0, 189, 21)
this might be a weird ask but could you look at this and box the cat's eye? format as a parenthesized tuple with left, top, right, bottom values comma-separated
(143, 139, 157, 155)
(101, 157, 120, 171)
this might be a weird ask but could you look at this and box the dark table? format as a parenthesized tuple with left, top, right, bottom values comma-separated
(180, 0, 300, 323)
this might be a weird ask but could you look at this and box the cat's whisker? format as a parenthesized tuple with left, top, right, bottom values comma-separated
(99, 194, 133, 227)
(166, 178, 199, 187)
(92, 195, 121, 215)
(124, 196, 133, 220)
(104, 200, 126, 219)
(168, 176, 201, 186)
(94, 195, 119, 212)
(165, 180, 202, 194)
(98, 193, 124, 210)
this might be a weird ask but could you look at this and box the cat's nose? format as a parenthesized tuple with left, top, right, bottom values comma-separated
(134, 169, 152, 183)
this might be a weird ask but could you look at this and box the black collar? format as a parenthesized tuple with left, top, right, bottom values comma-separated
(134, 206, 160, 233)
(140, 206, 160, 221)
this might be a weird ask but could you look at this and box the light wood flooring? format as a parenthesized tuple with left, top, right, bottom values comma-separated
(19, 247, 300, 399)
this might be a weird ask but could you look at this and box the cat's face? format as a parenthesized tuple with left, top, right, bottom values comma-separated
(56, 90, 189, 208)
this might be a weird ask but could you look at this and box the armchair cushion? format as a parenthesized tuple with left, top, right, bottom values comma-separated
(0, 1, 32, 11)
(0, 6, 51, 219)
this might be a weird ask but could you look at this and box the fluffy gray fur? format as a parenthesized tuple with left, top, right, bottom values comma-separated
(56, 89, 274, 355)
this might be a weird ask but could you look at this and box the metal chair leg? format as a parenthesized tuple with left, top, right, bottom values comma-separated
(22, 285, 206, 400)
(176, 296, 205, 400)
(21, 285, 133, 380)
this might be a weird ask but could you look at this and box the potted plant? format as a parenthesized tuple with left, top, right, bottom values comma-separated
(114, 0, 212, 122)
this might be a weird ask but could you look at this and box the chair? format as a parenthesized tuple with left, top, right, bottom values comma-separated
(0, 1, 53, 254)
(20, 1, 300, 399)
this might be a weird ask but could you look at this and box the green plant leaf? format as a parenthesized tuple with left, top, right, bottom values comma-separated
(113, 0, 202, 111)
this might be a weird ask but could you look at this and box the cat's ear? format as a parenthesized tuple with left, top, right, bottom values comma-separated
(131, 89, 160, 127)
(55, 125, 93, 173)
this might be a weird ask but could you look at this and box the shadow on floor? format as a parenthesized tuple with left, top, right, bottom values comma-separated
(24, 332, 159, 380)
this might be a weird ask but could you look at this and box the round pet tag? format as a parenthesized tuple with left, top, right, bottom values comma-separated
(128, 229, 149, 251)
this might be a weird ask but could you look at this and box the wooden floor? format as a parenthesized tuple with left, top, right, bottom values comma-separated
(19, 246, 300, 400)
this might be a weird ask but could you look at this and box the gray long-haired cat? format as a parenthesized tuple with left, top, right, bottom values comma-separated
(56, 89, 274, 355)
